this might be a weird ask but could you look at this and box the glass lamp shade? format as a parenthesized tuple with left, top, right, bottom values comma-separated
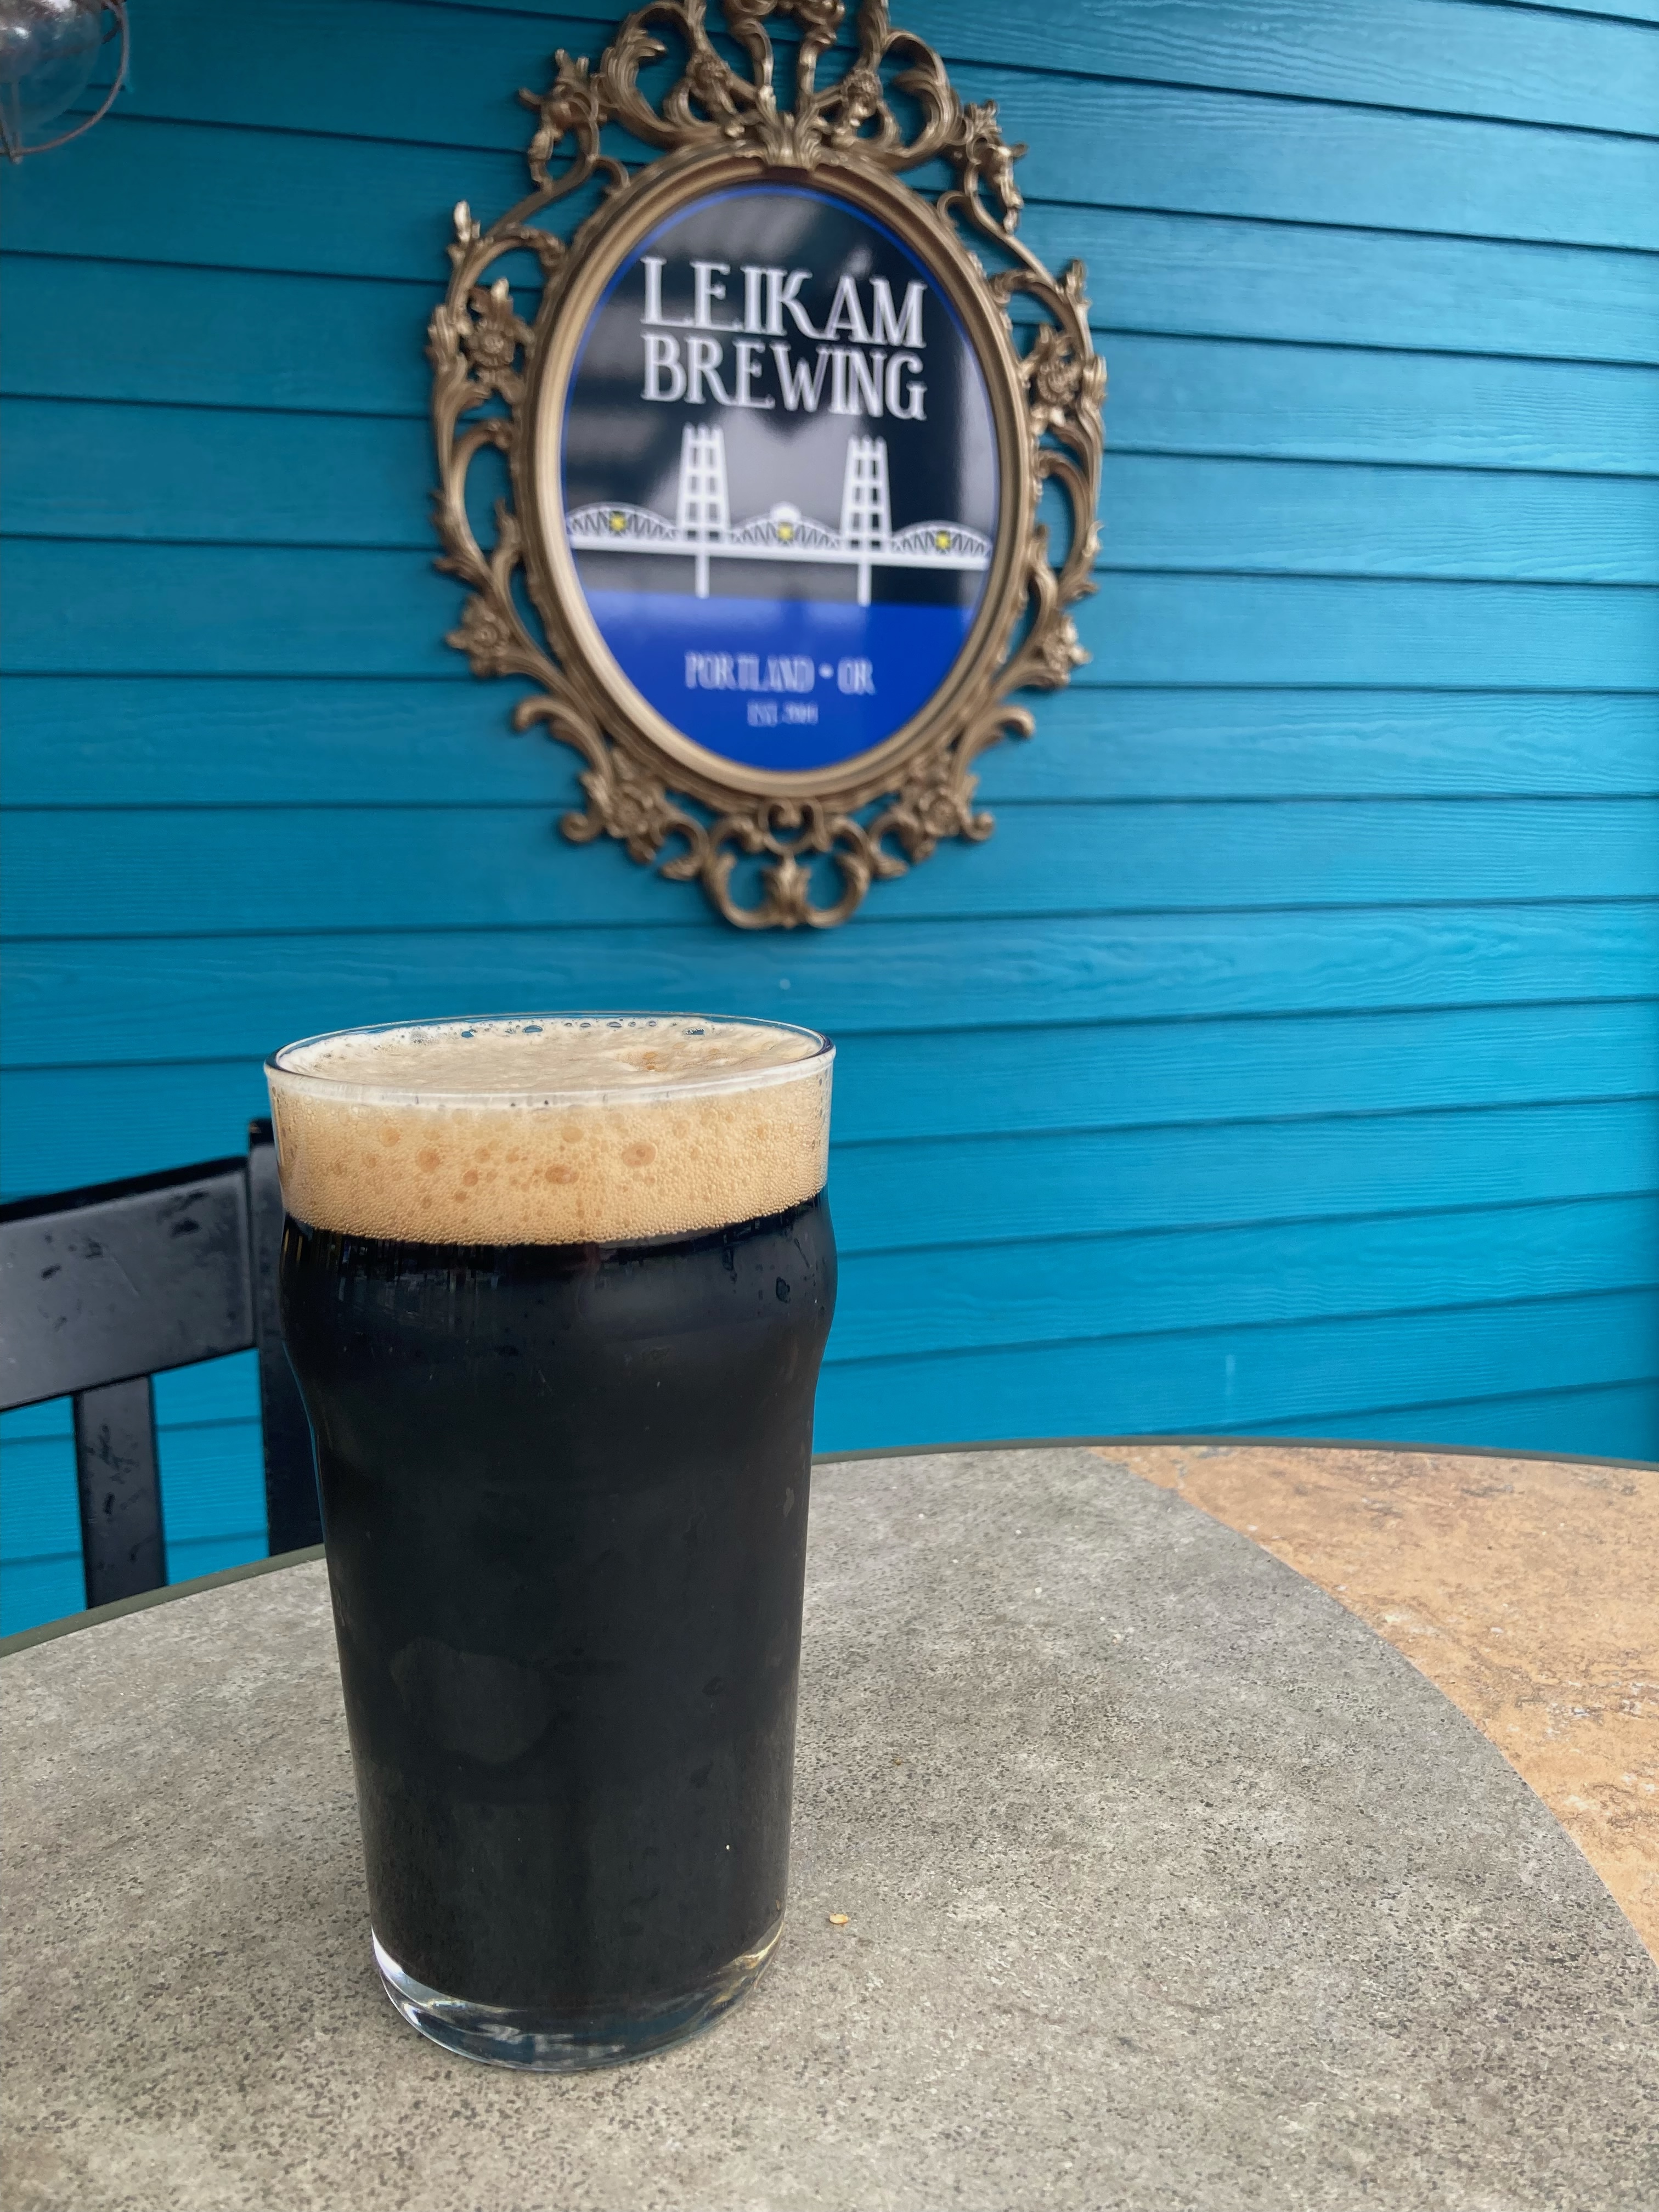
(0, 0, 114, 157)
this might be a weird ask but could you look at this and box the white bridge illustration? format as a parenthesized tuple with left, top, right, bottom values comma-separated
(567, 427, 992, 605)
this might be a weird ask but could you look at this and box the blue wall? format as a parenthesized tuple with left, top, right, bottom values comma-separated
(3, 0, 1657, 1631)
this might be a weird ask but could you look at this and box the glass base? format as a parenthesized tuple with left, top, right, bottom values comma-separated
(371, 1916, 783, 2072)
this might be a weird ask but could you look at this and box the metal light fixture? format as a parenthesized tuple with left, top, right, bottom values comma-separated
(0, 0, 127, 161)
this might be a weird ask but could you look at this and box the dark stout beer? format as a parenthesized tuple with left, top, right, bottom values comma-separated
(268, 1015, 835, 2069)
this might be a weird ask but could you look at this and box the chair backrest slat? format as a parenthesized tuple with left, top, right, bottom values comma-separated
(0, 1160, 253, 1411)
(246, 1125, 322, 1553)
(72, 1375, 165, 1607)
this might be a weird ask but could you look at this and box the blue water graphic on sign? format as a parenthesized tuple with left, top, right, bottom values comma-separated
(583, 591, 976, 770)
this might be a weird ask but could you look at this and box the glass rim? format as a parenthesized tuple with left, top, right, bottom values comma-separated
(264, 1012, 834, 1110)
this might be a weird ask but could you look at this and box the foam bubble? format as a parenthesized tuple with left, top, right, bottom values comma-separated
(266, 1015, 832, 1246)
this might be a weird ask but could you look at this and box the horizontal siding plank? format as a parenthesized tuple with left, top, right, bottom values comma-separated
(151, 1351, 260, 1431)
(1059, 348, 1536, 481)
(5, 681, 1654, 807)
(0, 1356, 259, 1443)
(167, 1522, 267, 1575)
(6, 800, 1654, 941)
(1054, 208, 1659, 367)
(0, 1558, 84, 1638)
(0, 260, 435, 420)
(165, 1531, 267, 1579)
(8, 265, 1657, 478)
(0, 1415, 266, 1561)
(1498, 0, 1659, 25)
(0, 542, 467, 679)
(150, 1420, 267, 1547)
(980, 691, 1659, 801)
(5, 1000, 1654, 1201)
(828, 1100, 1659, 1253)
(423, 0, 1659, 136)
(837, 1004, 1659, 1141)
(1113, 456, 1659, 584)
(0, 676, 556, 809)
(0, 119, 521, 283)
(83, 0, 599, 152)
(0, 1400, 69, 1443)
(921, 0, 1659, 136)
(1073, 574, 1659, 690)
(833, 1194, 1659, 1363)
(1244, 1379, 1659, 1463)
(66, 0, 1659, 249)
(814, 1288, 1659, 1451)
(10, 400, 1656, 584)
(962, 67, 1659, 252)
(7, 136, 1656, 363)
(1099, 339, 1659, 477)
(0, 1434, 77, 1558)
(4, 906, 1654, 1068)
(5, 544, 1654, 690)
(1, 398, 435, 551)
(846, 799, 1659, 918)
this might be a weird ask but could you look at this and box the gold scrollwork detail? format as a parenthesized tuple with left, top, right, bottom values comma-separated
(429, 0, 1104, 929)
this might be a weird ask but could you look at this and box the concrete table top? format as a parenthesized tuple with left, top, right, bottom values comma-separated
(1105, 1440, 1659, 1956)
(3, 1445, 1656, 2212)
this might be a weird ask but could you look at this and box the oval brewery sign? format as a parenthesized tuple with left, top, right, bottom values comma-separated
(432, 1, 1103, 927)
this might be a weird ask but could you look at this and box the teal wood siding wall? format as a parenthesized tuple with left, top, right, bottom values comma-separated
(3, 0, 1656, 1631)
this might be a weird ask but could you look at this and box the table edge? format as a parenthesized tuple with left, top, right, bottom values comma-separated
(0, 1543, 328, 1661)
(4, 1430, 1649, 1664)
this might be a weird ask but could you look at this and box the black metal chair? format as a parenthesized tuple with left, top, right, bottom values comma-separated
(0, 1119, 320, 1609)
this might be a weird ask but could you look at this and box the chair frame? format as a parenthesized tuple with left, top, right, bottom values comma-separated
(0, 1120, 319, 1608)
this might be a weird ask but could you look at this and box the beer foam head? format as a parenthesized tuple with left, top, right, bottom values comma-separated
(266, 1015, 832, 1245)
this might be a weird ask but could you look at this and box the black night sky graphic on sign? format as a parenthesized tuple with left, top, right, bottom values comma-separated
(560, 183, 1000, 771)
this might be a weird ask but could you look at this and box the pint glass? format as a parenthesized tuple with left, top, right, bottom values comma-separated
(267, 1014, 836, 2070)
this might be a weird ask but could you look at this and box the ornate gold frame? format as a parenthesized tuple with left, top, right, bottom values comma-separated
(430, 0, 1104, 928)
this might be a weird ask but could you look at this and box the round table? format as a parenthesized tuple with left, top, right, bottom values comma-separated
(3, 1446, 1655, 2211)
